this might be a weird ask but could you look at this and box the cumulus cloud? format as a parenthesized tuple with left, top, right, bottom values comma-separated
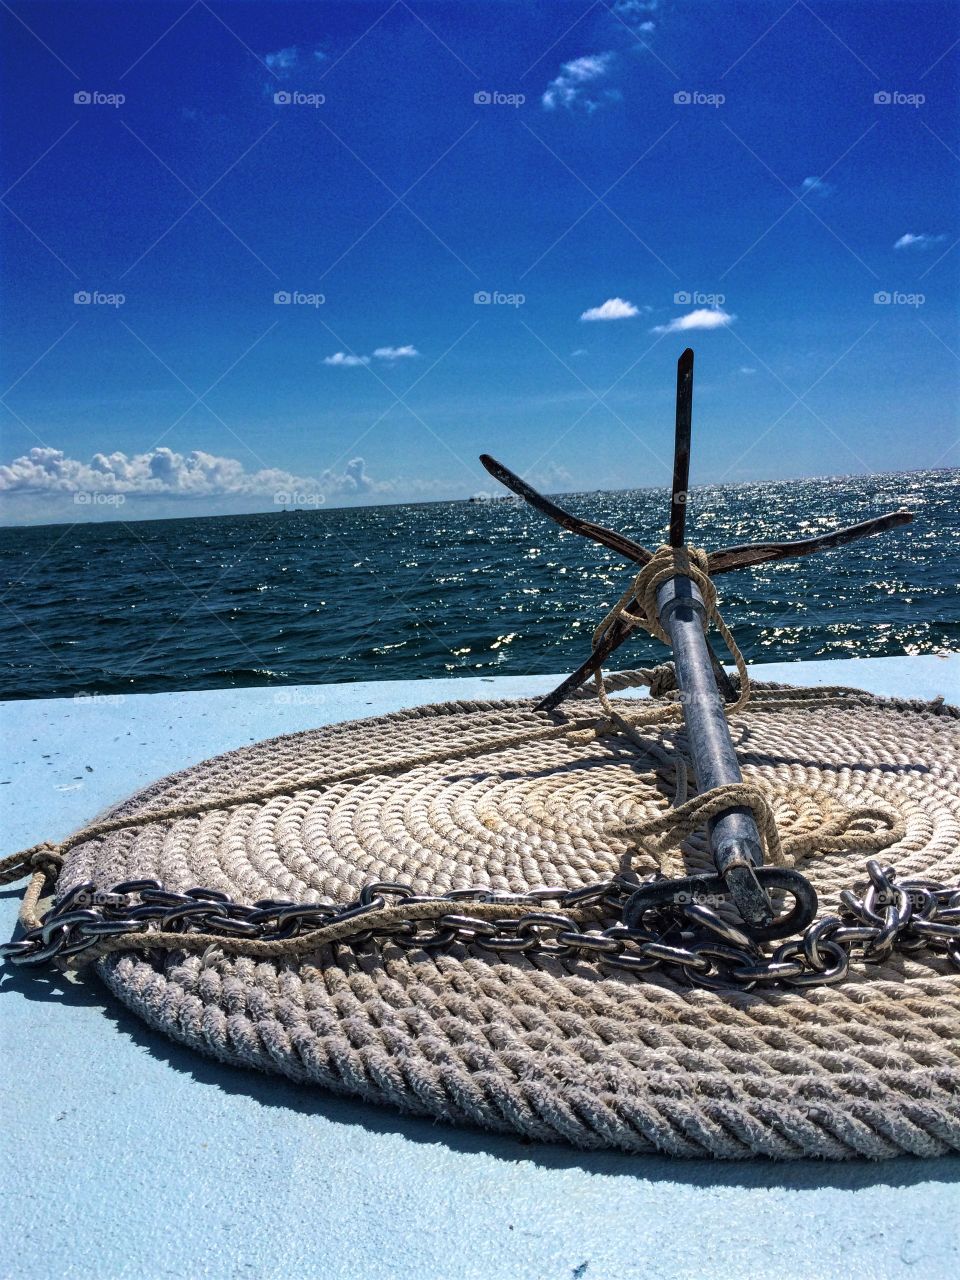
(323, 352, 370, 367)
(332, 457, 377, 496)
(651, 307, 735, 335)
(542, 52, 618, 112)
(373, 345, 419, 360)
(0, 447, 388, 502)
(580, 297, 640, 321)
(894, 232, 946, 250)
(326, 345, 419, 365)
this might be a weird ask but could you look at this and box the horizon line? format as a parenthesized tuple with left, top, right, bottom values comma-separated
(0, 464, 955, 532)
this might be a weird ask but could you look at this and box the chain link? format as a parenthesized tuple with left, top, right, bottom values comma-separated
(2, 859, 958, 988)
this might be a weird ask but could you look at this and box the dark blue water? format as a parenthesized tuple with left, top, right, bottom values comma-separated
(0, 470, 957, 700)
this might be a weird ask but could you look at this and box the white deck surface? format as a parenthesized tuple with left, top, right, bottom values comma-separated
(1, 654, 958, 1280)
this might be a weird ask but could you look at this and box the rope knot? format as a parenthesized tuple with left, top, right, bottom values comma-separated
(0, 841, 62, 887)
(633, 544, 715, 645)
(588, 544, 751, 734)
(645, 662, 678, 699)
(592, 543, 718, 657)
(29, 844, 63, 874)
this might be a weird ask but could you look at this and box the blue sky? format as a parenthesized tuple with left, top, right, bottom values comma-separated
(1, 0, 957, 523)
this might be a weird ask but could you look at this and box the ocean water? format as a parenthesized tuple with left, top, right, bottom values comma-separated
(0, 469, 957, 701)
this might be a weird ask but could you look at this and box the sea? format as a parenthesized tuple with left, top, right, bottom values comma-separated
(1, 469, 957, 701)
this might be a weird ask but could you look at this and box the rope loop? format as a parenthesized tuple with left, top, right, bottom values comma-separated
(613, 781, 907, 879)
(613, 783, 789, 872)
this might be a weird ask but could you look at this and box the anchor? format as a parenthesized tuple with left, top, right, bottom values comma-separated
(480, 348, 914, 934)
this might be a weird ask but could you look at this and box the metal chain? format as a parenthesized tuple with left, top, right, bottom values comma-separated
(2, 859, 958, 988)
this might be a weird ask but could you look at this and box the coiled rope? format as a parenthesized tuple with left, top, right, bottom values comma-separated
(4, 549, 958, 1159)
(0, 679, 908, 956)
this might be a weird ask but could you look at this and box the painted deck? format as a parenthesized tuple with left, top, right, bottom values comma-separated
(1, 654, 958, 1280)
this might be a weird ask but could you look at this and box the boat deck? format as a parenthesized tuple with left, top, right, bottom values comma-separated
(2, 654, 958, 1280)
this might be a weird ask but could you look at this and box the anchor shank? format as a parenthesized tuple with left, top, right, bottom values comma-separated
(656, 576, 772, 927)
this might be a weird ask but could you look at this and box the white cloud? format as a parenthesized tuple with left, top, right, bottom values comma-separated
(324, 351, 370, 367)
(613, 0, 659, 16)
(652, 307, 735, 335)
(0, 447, 388, 502)
(613, 1, 659, 36)
(329, 457, 377, 496)
(580, 296, 640, 321)
(264, 47, 298, 73)
(373, 345, 419, 360)
(738, 366, 757, 375)
(528, 461, 573, 492)
(264, 44, 326, 76)
(894, 232, 946, 250)
(800, 176, 832, 196)
(325, 345, 419, 365)
(542, 52, 617, 112)
(571, 348, 588, 357)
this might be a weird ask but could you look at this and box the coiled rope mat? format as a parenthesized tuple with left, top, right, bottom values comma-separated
(52, 677, 960, 1160)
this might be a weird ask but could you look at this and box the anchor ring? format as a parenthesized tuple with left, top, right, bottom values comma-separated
(623, 867, 819, 943)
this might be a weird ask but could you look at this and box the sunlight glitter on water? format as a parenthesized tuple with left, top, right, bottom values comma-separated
(0, 469, 957, 699)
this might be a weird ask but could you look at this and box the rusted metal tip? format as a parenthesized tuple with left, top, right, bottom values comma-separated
(669, 349, 694, 549)
(724, 863, 774, 929)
